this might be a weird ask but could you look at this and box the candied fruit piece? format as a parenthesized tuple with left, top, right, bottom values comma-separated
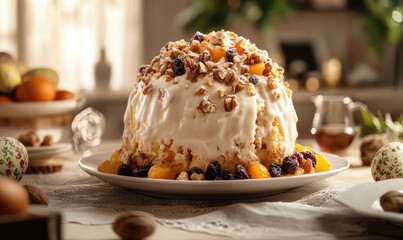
(118, 164, 133, 176)
(295, 143, 305, 152)
(249, 75, 259, 85)
(268, 163, 284, 177)
(148, 165, 177, 179)
(235, 39, 245, 55)
(222, 169, 235, 180)
(226, 48, 237, 62)
(302, 151, 316, 168)
(249, 62, 265, 75)
(282, 155, 299, 174)
(247, 162, 271, 179)
(211, 46, 226, 62)
(187, 167, 205, 180)
(235, 165, 250, 179)
(205, 160, 222, 180)
(315, 153, 331, 172)
(98, 158, 123, 175)
(173, 56, 185, 76)
(133, 164, 152, 178)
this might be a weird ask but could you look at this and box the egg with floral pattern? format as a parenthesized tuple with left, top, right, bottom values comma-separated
(0, 137, 28, 181)
(371, 142, 403, 181)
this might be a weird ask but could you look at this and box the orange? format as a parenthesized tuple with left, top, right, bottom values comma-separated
(15, 77, 56, 102)
(0, 95, 13, 103)
(55, 90, 75, 100)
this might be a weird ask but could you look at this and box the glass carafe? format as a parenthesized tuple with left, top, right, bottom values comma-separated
(311, 95, 367, 153)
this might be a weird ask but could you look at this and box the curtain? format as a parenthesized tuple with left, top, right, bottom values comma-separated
(0, 0, 143, 93)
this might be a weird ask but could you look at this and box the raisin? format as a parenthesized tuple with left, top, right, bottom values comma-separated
(226, 48, 237, 62)
(302, 151, 316, 168)
(187, 167, 204, 180)
(191, 31, 204, 43)
(293, 152, 304, 165)
(205, 160, 222, 180)
(235, 165, 250, 179)
(248, 75, 259, 85)
(173, 55, 185, 76)
(282, 155, 299, 174)
(222, 169, 235, 180)
(132, 164, 152, 178)
(268, 163, 284, 177)
(118, 164, 133, 176)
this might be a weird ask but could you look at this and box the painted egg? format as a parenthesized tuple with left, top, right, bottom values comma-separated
(0, 137, 29, 181)
(371, 142, 403, 181)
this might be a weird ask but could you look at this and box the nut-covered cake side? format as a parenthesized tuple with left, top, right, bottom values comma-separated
(98, 31, 330, 180)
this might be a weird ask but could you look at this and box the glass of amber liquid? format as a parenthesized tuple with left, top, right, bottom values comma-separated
(311, 95, 366, 154)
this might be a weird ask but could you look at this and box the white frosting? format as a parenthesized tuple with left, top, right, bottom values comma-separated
(122, 73, 298, 162)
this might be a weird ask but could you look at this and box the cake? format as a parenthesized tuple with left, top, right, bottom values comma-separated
(107, 30, 302, 178)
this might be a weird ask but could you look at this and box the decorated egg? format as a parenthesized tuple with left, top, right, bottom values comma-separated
(0, 137, 29, 181)
(371, 142, 403, 181)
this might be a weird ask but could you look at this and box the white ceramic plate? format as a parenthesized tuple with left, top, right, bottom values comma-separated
(335, 179, 403, 227)
(0, 99, 82, 118)
(79, 153, 349, 199)
(27, 143, 72, 159)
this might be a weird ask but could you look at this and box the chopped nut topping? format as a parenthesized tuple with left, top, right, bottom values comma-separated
(246, 83, 256, 96)
(134, 30, 292, 105)
(194, 87, 207, 96)
(223, 69, 237, 85)
(232, 83, 244, 94)
(177, 171, 189, 180)
(262, 62, 272, 76)
(199, 62, 208, 73)
(246, 52, 263, 65)
(199, 50, 212, 63)
(185, 57, 199, 82)
(274, 91, 281, 100)
(142, 83, 153, 95)
(217, 89, 225, 98)
(276, 67, 284, 74)
(198, 97, 217, 114)
(224, 95, 238, 112)
(267, 81, 277, 90)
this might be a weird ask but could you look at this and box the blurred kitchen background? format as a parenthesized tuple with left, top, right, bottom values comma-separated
(0, 0, 402, 139)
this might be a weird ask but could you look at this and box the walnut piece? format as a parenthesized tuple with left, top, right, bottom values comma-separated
(224, 95, 238, 112)
(198, 97, 217, 114)
(113, 211, 157, 240)
(18, 131, 40, 147)
(380, 190, 403, 213)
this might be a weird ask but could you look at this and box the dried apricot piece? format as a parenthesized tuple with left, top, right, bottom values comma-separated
(247, 162, 271, 179)
(249, 62, 265, 75)
(235, 39, 245, 55)
(315, 153, 331, 172)
(98, 158, 123, 175)
(211, 46, 226, 62)
(148, 165, 177, 179)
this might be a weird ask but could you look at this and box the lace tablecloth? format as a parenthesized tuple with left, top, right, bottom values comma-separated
(21, 141, 403, 239)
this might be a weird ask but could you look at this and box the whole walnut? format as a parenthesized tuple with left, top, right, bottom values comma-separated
(360, 134, 390, 166)
(18, 130, 41, 147)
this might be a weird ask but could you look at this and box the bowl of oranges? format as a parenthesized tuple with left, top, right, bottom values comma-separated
(0, 52, 83, 143)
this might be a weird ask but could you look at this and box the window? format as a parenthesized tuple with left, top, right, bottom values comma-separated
(0, 0, 143, 93)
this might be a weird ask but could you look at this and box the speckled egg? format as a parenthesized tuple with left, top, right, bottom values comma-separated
(371, 142, 403, 181)
(0, 137, 28, 181)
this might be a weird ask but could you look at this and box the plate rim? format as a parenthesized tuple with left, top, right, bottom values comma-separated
(335, 179, 403, 224)
(0, 99, 83, 117)
(78, 152, 349, 194)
